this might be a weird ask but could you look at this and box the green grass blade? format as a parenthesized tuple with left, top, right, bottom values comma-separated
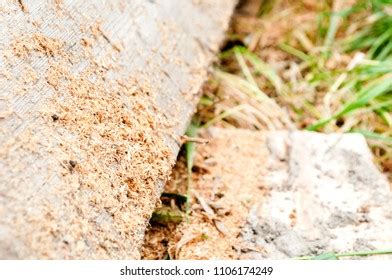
(297, 249, 392, 260)
(185, 122, 199, 222)
(308, 74, 392, 130)
(234, 48, 259, 88)
(337, 74, 392, 116)
(351, 130, 392, 143)
(279, 43, 312, 62)
(238, 48, 286, 95)
(337, 249, 392, 258)
(201, 104, 248, 129)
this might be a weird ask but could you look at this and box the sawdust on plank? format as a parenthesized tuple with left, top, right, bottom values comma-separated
(2, 28, 175, 258)
(17, 0, 29, 13)
(54, 0, 63, 9)
(11, 33, 64, 58)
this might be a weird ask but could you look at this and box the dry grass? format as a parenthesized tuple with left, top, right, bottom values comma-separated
(197, 0, 391, 178)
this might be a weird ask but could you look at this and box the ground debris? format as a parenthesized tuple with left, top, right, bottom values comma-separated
(142, 128, 269, 259)
(143, 128, 392, 259)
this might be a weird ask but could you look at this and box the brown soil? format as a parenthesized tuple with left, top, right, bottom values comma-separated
(142, 128, 269, 259)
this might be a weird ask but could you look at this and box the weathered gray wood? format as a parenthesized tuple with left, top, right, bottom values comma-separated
(0, 0, 237, 259)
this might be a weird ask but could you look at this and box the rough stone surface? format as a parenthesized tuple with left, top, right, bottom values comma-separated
(241, 131, 392, 259)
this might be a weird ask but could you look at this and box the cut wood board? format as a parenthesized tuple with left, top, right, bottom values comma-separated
(0, 0, 237, 259)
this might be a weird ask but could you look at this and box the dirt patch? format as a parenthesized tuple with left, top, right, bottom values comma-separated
(142, 128, 269, 259)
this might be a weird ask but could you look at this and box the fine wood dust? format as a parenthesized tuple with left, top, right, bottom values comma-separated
(11, 33, 64, 58)
(17, 0, 29, 13)
(44, 32, 175, 258)
(2, 28, 175, 258)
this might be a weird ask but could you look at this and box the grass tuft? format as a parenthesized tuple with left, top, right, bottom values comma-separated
(196, 0, 391, 175)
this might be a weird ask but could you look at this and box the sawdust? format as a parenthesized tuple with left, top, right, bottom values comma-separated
(142, 128, 269, 259)
(47, 66, 174, 257)
(3, 29, 175, 258)
(11, 33, 64, 58)
(17, 0, 29, 13)
(142, 223, 178, 260)
(54, 0, 63, 9)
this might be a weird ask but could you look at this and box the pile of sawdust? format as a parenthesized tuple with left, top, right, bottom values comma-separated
(3, 27, 175, 258)
(11, 33, 64, 58)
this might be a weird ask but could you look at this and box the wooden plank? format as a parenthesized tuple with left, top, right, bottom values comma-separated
(0, 0, 237, 259)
